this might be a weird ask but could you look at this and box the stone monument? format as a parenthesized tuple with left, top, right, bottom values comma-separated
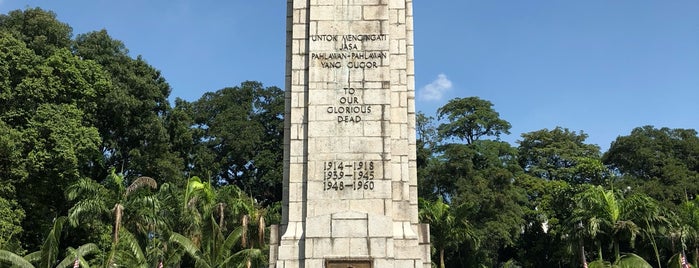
(269, 0, 431, 267)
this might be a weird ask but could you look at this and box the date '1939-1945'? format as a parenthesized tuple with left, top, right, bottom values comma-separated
(322, 161, 377, 191)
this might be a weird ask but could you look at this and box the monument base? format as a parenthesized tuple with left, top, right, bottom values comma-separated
(268, 221, 431, 268)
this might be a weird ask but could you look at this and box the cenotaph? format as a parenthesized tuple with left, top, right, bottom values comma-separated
(269, 0, 431, 267)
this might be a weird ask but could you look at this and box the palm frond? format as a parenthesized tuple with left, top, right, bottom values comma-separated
(68, 199, 109, 227)
(122, 231, 146, 264)
(23, 251, 41, 264)
(0, 250, 34, 268)
(229, 248, 265, 268)
(588, 260, 612, 268)
(56, 243, 100, 268)
(614, 253, 652, 268)
(170, 232, 213, 268)
(125, 176, 157, 197)
(65, 178, 105, 201)
(169, 232, 202, 260)
(222, 227, 244, 254)
(39, 216, 67, 268)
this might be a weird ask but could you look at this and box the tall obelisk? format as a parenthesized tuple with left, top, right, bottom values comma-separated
(269, 0, 431, 267)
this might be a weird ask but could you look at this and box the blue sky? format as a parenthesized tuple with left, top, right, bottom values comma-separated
(2, 1, 698, 151)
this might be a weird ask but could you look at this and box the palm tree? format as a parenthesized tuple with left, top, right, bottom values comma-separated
(624, 194, 671, 268)
(0, 217, 98, 268)
(675, 198, 699, 267)
(572, 185, 659, 266)
(66, 169, 158, 267)
(172, 177, 268, 268)
(55, 243, 100, 268)
(27, 216, 66, 268)
(418, 197, 479, 268)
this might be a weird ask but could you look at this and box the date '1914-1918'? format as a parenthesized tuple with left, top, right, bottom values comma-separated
(322, 161, 377, 191)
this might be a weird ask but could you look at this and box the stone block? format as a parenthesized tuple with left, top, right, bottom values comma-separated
(394, 260, 416, 268)
(363, 6, 388, 20)
(332, 218, 368, 238)
(368, 215, 393, 237)
(306, 214, 332, 238)
(369, 238, 388, 257)
(305, 259, 324, 267)
(331, 238, 351, 255)
(349, 238, 370, 255)
(350, 199, 384, 215)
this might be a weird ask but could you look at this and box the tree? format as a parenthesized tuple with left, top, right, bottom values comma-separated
(66, 169, 158, 266)
(676, 199, 699, 267)
(572, 185, 663, 265)
(604, 126, 699, 205)
(515, 177, 581, 268)
(1, 17, 110, 249)
(174, 177, 268, 268)
(0, 8, 72, 58)
(429, 140, 526, 267)
(518, 127, 604, 184)
(73, 29, 183, 185)
(0, 121, 26, 253)
(436, 97, 511, 144)
(416, 112, 442, 201)
(17, 103, 102, 249)
(419, 197, 478, 268)
(189, 81, 284, 203)
(0, 216, 98, 268)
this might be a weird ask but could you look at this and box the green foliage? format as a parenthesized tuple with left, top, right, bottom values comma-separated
(174, 177, 268, 268)
(55, 243, 99, 268)
(614, 253, 653, 268)
(73, 29, 182, 184)
(604, 126, 699, 205)
(0, 8, 72, 58)
(18, 103, 102, 249)
(0, 249, 34, 268)
(668, 252, 696, 268)
(0, 121, 26, 253)
(518, 127, 604, 183)
(588, 260, 612, 268)
(419, 197, 479, 268)
(436, 97, 511, 144)
(0, 195, 25, 252)
(188, 81, 284, 203)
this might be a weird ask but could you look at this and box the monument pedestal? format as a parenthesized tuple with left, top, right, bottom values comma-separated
(269, 1, 430, 267)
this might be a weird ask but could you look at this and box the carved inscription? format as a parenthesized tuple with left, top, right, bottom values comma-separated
(310, 33, 387, 124)
(326, 87, 372, 123)
(311, 33, 388, 193)
(322, 161, 378, 191)
(310, 34, 387, 69)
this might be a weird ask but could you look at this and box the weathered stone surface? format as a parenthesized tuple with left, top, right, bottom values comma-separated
(270, 0, 429, 267)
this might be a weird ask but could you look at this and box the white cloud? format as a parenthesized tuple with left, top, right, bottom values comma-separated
(419, 73, 452, 101)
